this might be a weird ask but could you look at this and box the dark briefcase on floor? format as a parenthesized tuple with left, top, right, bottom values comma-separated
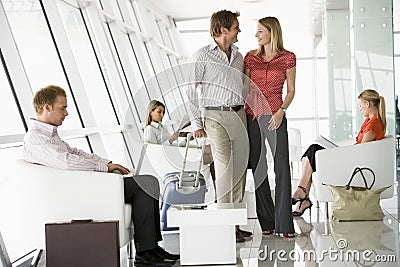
(45, 220, 120, 267)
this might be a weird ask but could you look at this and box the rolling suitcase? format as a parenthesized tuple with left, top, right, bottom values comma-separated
(160, 134, 207, 231)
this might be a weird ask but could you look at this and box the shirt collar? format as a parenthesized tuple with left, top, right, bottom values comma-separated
(365, 114, 378, 123)
(29, 118, 58, 137)
(209, 39, 219, 51)
(150, 121, 163, 129)
(209, 39, 238, 54)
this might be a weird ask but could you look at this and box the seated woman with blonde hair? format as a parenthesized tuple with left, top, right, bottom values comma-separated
(144, 100, 180, 145)
(292, 89, 386, 216)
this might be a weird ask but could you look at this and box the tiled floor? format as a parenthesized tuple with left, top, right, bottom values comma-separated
(34, 173, 399, 267)
(118, 180, 399, 267)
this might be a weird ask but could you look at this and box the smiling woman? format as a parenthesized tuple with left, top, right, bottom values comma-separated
(244, 16, 296, 238)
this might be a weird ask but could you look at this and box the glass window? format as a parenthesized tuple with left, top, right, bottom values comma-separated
(395, 57, 400, 97)
(394, 34, 399, 54)
(316, 58, 329, 118)
(288, 120, 316, 151)
(97, 0, 123, 21)
(3, 2, 81, 130)
(64, 137, 91, 153)
(166, 29, 177, 51)
(139, 42, 156, 79)
(125, 34, 147, 95)
(287, 59, 314, 119)
(179, 32, 210, 55)
(127, 0, 143, 32)
(155, 20, 167, 47)
(0, 52, 26, 135)
(57, 1, 118, 126)
(102, 25, 133, 107)
(394, 0, 399, 32)
(175, 19, 209, 54)
(101, 133, 129, 166)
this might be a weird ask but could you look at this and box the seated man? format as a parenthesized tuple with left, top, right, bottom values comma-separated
(23, 85, 179, 267)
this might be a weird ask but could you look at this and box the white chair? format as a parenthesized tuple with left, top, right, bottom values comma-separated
(288, 127, 302, 177)
(312, 136, 395, 219)
(0, 159, 133, 261)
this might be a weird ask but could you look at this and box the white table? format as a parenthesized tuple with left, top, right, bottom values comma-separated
(167, 203, 247, 265)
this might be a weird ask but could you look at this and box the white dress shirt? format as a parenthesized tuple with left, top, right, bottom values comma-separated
(23, 119, 110, 172)
(186, 39, 245, 129)
(143, 122, 171, 144)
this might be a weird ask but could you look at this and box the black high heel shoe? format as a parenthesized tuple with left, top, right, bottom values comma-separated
(292, 198, 313, 217)
(291, 185, 307, 205)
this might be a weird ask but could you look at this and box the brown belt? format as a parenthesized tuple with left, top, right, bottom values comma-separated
(204, 105, 243, 112)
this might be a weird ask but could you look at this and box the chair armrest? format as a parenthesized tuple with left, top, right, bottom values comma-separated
(141, 143, 204, 179)
(0, 160, 128, 260)
(314, 136, 395, 202)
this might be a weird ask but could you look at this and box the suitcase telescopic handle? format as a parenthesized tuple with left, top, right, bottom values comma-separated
(194, 138, 206, 187)
(178, 133, 206, 189)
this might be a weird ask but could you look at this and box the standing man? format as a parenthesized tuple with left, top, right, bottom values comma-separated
(23, 85, 179, 267)
(186, 10, 251, 242)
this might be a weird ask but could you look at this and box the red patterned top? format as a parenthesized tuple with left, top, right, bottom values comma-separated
(356, 115, 385, 144)
(244, 50, 296, 118)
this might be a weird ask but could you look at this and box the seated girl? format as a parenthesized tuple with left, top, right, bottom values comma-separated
(144, 100, 180, 145)
(144, 100, 217, 201)
(292, 89, 386, 216)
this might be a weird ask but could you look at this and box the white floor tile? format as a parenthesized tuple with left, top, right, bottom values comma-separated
(117, 179, 400, 266)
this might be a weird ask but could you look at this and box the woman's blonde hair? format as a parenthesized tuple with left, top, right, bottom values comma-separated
(358, 89, 386, 132)
(254, 16, 285, 56)
(145, 100, 165, 126)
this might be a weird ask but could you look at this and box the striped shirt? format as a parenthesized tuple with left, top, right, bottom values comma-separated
(23, 119, 110, 172)
(186, 39, 245, 129)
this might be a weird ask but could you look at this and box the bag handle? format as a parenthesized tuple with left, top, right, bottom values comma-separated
(346, 167, 375, 190)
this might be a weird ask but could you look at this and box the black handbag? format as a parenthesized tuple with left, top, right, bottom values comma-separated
(45, 220, 120, 267)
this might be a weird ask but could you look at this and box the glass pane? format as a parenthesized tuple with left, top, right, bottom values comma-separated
(179, 32, 210, 55)
(127, 0, 143, 32)
(125, 34, 146, 93)
(3, 1, 81, 130)
(97, 0, 123, 21)
(57, 1, 118, 126)
(288, 60, 313, 118)
(0, 54, 25, 135)
(64, 137, 91, 153)
(101, 133, 129, 167)
(394, 34, 399, 54)
(288, 120, 316, 151)
(395, 57, 400, 97)
(139, 42, 156, 79)
(155, 20, 167, 46)
(102, 25, 133, 113)
(316, 58, 329, 118)
(175, 19, 209, 32)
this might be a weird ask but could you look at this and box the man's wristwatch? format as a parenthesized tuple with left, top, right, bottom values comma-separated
(280, 106, 287, 113)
